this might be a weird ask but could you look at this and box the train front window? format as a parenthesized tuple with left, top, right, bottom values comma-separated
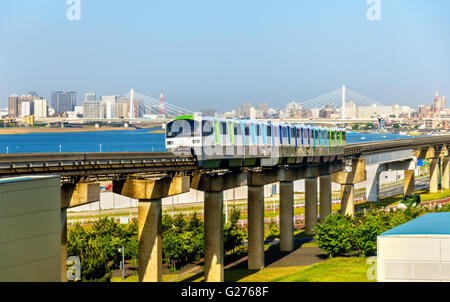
(166, 120, 199, 138)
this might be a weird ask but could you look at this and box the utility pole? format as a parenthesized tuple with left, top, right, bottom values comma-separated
(118, 246, 125, 280)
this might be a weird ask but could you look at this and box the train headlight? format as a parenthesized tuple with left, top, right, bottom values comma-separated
(167, 141, 174, 145)
(192, 140, 200, 144)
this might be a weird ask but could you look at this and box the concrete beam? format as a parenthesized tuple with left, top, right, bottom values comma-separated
(332, 158, 366, 185)
(404, 170, 415, 197)
(305, 178, 318, 235)
(366, 164, 382, 202)
(248, 185, 265, 270)
(138, 199, 162, 282)
(340, 184, 355, 216)
(191, 172, 246, 192)
(115, 176, 190, 200)
(61, 182, 100, 209)
(319, 175, 332, 224)
(443, 157, 450, 190)
(415, 147, 436, 160)
(279, 181, 294, 252)
(204, 192, 224, 282)
(384, 159, 415, 171)
(247, 169, 281, 186)
(430, 158, 439, 193)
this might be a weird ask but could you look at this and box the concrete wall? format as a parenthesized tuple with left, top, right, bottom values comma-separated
(69, 185, 274, 213)
(377, 235, 450, 282)
(0, 176, 61, 282)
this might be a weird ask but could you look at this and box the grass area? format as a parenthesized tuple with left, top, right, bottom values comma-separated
(355, 188, 450, 212)
(170, 256, 373, 283)
(272, 257, 374, 282)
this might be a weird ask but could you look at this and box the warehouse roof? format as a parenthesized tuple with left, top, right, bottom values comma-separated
(381, 213, 450, 236)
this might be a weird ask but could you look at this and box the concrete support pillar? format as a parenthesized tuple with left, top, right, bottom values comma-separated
(319, 175, 332, 224)
(340, 184, 354, 216)
(366, 164, 381, 202)
(204, 192, 224, 282)
(304, 178, 318, 235)
(279, 181, 294, 252)
(138, 199, 162, 282)
(442, 157, 450, 190)
(430, 158, 439, 193)
(61, 208, 67, 282)
(248, 185, 265, 270)
(404, 170, 415, 197)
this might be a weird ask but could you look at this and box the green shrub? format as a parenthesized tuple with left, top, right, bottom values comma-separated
(314, 214, 355, 256)
(314, 203, 447, 257)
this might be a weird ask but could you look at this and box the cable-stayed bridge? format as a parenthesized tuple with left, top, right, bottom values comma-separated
(268, 85, 390, 123)
(119, 89, 194, 119)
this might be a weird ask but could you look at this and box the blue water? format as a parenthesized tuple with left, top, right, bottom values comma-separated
(0, 129, 417, 154)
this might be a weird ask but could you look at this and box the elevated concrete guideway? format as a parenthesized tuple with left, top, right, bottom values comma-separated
(1, 135, 450, 178)
(3, 135, 450, 283)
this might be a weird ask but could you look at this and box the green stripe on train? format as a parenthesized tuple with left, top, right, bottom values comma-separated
(175, 115, 194, 120)
(214, 120, 220, 144)
(229, 122, 234, 144)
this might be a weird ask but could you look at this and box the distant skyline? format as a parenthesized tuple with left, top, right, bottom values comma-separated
(1, 0, 450, 111)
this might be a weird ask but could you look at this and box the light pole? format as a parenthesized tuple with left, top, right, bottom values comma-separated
(118, 246, 125, 280)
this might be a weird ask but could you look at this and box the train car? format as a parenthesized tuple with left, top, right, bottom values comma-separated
(165, 115, 346, 168)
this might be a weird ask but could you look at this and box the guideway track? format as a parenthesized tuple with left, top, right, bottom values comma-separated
(1, 135, 450, 178)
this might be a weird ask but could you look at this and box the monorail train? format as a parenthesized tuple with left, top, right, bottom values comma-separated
(165, 115, 346, 168)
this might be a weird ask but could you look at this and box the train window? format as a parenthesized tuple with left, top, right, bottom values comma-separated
(202, 121, 214, 137)
(315, 130, 319, 139)
(221, 122, 227, 135)
(321, 130, 325, 141)
(282, 127, 288, 137)
(167, 120, 200, 138)
(291, 128, 295, 138)
(256, 125, 260, 136)
(245, 127, 250, 136)
(343, 131, 346, 141)
(267, 126, 272, 136)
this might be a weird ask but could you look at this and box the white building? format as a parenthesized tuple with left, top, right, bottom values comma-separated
(377, 213, 450, 282)
(33, 99, 47, 118)
(101, 95, 120, 119)
(20, 101, 32, 117)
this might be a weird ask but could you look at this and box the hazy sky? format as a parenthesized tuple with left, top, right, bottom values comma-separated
(1, 0, 450, 111)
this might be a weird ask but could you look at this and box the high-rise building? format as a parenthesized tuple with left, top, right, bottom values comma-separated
(8, 95, 19, 118)
(20, 101, 33, 117)
(84, 91, 96, 102)
(34, 99, 48, 118)
(51, 91, 77, 114)
(83, 101, 102, 119)
(101, 95, 120, 119)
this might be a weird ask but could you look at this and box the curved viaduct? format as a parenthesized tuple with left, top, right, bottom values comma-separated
(2, 135, 450, 282)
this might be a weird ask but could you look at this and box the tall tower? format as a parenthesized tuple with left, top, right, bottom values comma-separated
(342, 85, 346, 120)
(158, 89, 165, 117)
(434, 86, 440, 114)
(130, 89, 134, 119)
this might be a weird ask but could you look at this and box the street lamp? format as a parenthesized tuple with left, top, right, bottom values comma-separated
(118, 246, 125, 280)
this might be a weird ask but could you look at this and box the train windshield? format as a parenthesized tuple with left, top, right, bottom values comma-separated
(166, 119, 200, 138)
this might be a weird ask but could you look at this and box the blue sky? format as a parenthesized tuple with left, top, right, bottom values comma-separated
(1, 0, 450, 111)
